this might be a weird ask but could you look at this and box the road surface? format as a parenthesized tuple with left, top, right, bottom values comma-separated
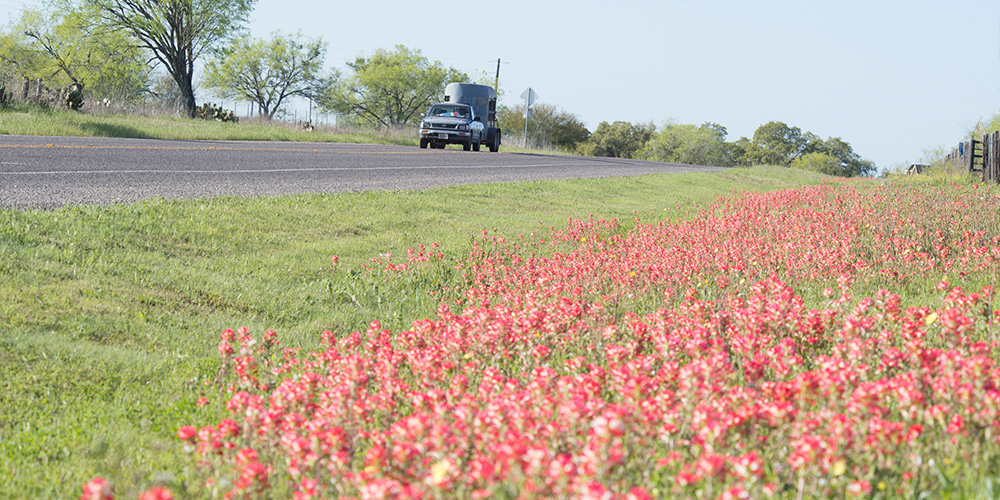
(0, 135, 724, 209)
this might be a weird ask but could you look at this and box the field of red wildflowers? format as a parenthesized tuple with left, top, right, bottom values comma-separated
(86, 181, 1000, 499)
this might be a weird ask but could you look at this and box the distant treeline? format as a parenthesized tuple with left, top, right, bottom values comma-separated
(500, 104, 874, 177)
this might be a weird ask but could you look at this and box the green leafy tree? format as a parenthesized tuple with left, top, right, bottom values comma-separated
(16, 5, 150, 102)
(576, 120, 654, 159)
(730, 121, 873, 176)
(791, 151, 843, 175)
(204, 31, 327, 120)
(86, 0, 257, 117)
(315, 45, 467, 129)
(499, 102, 590, 151)
(641, 121, 729, 166)
(818, 136, 875, 177)
(0, 21, 51, 85)
(735, 121, 806, 166)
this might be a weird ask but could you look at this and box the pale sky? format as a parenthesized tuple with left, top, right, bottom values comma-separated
(3, 0, 1000, 171)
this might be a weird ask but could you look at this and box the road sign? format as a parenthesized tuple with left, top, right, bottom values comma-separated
(520, 87, 538, 108)
(520, 87, 539, 148)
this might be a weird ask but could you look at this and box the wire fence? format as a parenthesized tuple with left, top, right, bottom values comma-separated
(0, 71, 348, 131)
(0, 71, 191, 117)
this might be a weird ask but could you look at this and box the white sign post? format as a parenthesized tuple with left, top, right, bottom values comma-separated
(520, 87, 538, 148)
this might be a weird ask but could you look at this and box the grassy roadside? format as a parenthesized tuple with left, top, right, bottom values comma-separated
(0, 165, 835, 499)
(0, 107, 418, 145)
(0, 107, 570, 155)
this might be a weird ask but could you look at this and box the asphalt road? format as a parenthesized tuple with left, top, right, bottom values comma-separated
(0, 135, 725, 210)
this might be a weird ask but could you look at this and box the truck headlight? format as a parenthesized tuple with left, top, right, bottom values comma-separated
(457, 124, 469, 131)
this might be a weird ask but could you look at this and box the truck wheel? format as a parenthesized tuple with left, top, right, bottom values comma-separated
(463, 141, 471, 151)
(419, 138, 428, 149)
(489, 132, 500, 153)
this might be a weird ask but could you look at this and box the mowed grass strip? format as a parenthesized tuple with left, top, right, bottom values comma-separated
(0, 106, 576, 155)
(0, 107, 416, 145)
(0, 167, 830, 499)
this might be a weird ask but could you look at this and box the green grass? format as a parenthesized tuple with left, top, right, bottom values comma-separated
(0, 162, 836, 499)
(0, 107, 417, 145)
(0, 106, 567, 155)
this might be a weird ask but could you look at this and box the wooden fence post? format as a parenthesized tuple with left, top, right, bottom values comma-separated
(987, 133, 994, 183)
(989, 131, 1000, 183)
(983, 133, 991, 183)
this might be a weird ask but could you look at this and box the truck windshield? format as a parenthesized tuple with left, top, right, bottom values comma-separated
(429, 105, 470, 119)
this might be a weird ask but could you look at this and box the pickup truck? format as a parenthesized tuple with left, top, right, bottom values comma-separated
(419, 82, 501, 152)
(418, 103, 485, 151)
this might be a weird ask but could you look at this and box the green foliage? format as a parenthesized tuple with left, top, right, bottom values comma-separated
(498, 102, 590, 151)
(818, 136, 876, 177)
(729, 120, 874, 176)
(86, 0, 258, 118)
(790, 151, 842, 175)
(6, 5, 151, 103)
(640, 120, 729, 166)
(0, 18, 52, 81)
(733, 120, 806, 166)
(965, 111, 1000, 139)
(576, 120, 654, 159)
(0, 85, 11, 108)
(204, 31, 328, 120)
(314, 45, 468, 129)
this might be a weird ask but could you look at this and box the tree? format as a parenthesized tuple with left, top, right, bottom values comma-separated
(315, 45, 467, 129)
(0, 20, 51, 84)
(735, 121, 806, 166)
(17, 5, 150, 102)
(576, 121, 654, 159)
(730, 120, 875, 176)
(641, 121, 729, 166)
(149, 70, 185, 111)
(818, 136, 875, 177)
(499, 102, 590, 151)
(791, 152, 843, 175)
(86, 0, 257, 117)
(204, 31, 326, 120)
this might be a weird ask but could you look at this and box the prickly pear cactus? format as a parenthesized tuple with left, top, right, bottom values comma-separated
(66, 83, 84, 110)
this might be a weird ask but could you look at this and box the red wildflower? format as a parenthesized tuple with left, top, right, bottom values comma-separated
(138, 486, 174, 500)
(80, 477, 113, 500)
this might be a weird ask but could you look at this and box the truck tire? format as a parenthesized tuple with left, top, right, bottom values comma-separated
(463, 141, 471, 151)
(419, 138, 428, 149)
(489, 131, 501, 153)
